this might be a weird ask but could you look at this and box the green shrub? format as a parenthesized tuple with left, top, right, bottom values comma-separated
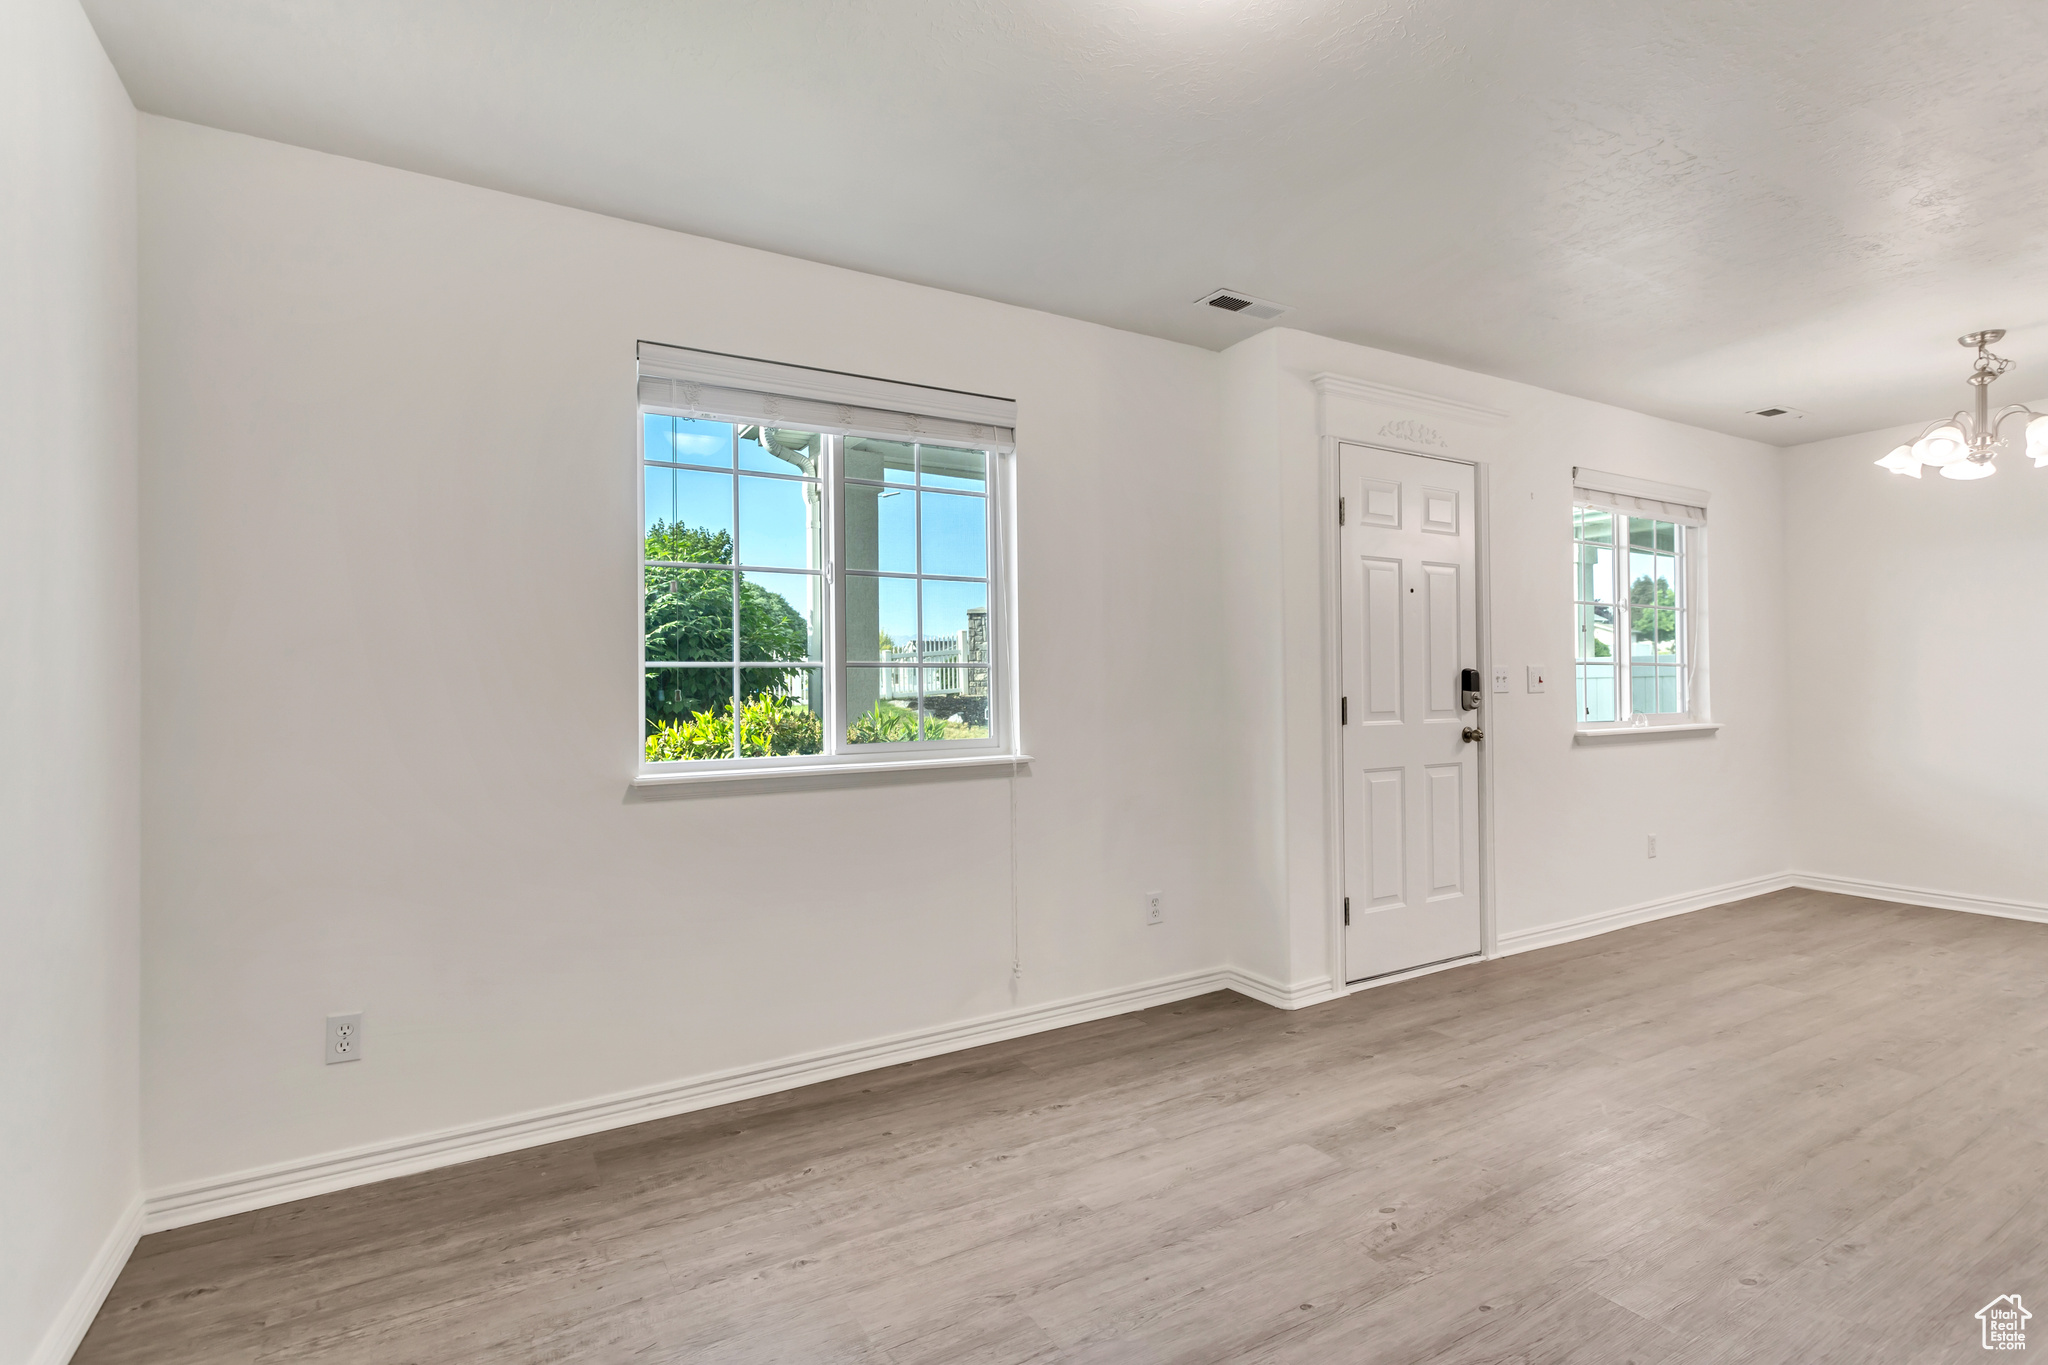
(847, 700, 920, 744)
(646, 712, 731, 762)
(739, 693, 824, 757)
(844, 701, 989, 744)
(646, 692, 823, 761)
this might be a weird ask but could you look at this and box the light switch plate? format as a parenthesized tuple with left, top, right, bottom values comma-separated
(1527, 665, 1548, 693)
(1492, 666, 1510, 694)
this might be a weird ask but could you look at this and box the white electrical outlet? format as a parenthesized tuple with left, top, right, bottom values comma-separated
(1647, 834, 1658, 859)
(1145, 892, 1164, 925)
(326, 1012, 363, 1064)
(1492, 666, 1510, 694)
(1527, 665, 1548, 693)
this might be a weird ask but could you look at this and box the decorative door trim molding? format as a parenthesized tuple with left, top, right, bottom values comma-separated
(1310, 373, 1512, 429)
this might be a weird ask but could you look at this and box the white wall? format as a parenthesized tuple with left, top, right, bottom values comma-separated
(1216, 332, 1291, 984)
(1221, 329, 1795, 989)
(1785, 414, 2048, 909)
(0, 0, 141, 1359)
(137, 116, 1239, 1198)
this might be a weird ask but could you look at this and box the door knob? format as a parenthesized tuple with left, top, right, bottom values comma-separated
(1461, 727, 1484, 743)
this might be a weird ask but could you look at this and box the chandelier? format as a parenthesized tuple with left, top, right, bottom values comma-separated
(1875, 330, 2048, 480)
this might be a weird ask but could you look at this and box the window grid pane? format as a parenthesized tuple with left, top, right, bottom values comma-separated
(649, 420, 1000, 764)
(643, 421, 831, 764)
(1578, 663, 1618, 723)
(1578, 510, 1677, 721)
(1572, 509, 1619, 723)
(842, 440, 989, 749)
(1576, 507, 1687, 722)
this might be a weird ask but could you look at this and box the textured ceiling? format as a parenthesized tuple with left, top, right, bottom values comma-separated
(82, 0, 2048, 441)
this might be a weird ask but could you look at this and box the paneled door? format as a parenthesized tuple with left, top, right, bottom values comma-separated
(1340, 443, 1483, 982)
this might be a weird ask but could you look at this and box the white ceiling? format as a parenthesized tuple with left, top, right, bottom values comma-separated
(82, 0, 2048, 442)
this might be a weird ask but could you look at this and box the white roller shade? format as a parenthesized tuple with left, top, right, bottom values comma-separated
(638, 342, 1015, 451)
(1573, 466, 1709, 524)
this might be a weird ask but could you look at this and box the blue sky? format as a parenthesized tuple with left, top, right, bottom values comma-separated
(644, 416, 987, 652)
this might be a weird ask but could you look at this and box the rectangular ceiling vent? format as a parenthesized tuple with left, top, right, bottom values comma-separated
(1198, 288, 1289, 321)
(1747, 406, 1805, 420)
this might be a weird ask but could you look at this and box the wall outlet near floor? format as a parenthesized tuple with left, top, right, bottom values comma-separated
(1492, 666, 1510, 694)
(1145, 892, 1164, 925)
(1527, 665, 1548, 693)
(326, 1012, 363, 1064)
(1647, 834, 1658, 859)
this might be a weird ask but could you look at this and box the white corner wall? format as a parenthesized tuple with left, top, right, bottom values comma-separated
(0, 0, 143, 1360)
(1221, 330, 1796, 989)
(137, 116, 1241, 1211)
(1785, 413, 2048, 915)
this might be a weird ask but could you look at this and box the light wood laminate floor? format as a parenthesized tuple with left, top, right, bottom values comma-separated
(78, 890, 2048, 1363)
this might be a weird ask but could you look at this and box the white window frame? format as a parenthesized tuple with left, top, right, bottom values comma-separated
(633, 344, 1023, 784)
(1570, 467, 1719, 743)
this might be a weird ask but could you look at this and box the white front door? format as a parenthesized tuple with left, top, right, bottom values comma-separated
(1340, 443, 1483, 982)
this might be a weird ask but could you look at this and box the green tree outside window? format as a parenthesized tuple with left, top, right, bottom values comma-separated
(1629, 574, 1678, 652)
(642, 519, 810, 728)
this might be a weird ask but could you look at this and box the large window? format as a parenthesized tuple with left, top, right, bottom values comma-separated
(1573, 506, 1690, 724)
(636, 345, 1014, 778)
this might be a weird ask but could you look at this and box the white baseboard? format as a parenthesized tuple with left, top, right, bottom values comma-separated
(1788, 871, 2048, 925)
(145, 966, 1253, 1232)
(1224, 968, 1340, 1010)
(136, 870, 2048, 1237)
(133, 879, 1805, 1234)
(1497, 872, 1797, 957)
(30, 1194, 142, 1365)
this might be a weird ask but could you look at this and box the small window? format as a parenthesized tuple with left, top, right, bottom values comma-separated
(636, 345, 1016, 779)
(1572, 506, 1693, 726)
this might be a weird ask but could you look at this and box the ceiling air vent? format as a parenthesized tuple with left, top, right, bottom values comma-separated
(1747, 406, 1805, 420)
(1198, 288, 1289, 321)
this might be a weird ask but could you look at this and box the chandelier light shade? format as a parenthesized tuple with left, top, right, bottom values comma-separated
(1914, 424, 1967, 466)
(2029, 413, 2048, 465)
(1877, 331, 2044, 481)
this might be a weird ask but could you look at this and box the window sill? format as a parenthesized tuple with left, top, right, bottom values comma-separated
(1574, 723, 1721, 745)
(633, 751, 1032, 788)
